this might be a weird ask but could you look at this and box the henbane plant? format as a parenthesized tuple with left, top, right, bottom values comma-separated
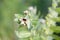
(14, 0, 59, 40)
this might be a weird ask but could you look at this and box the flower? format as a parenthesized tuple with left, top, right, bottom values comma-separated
(19, 16, 31, 30)
(28, 6, 37, 15)
(19, 18, 27, 25)
(48, 8, 58, 18)
(24, 10, 29, 15)
(28, 6, 34, 11)
(39, 19, 46, 24)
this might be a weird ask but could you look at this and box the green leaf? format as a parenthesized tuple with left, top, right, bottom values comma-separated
(52, 17, 60, 22)
(50, 26, 60, 33)
(56, 8, 60, 14)
(16, 31, 31, 38)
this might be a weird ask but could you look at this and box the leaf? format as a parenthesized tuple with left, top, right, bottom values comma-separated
(56, 7, 60, 14)
(52, 35, 60, 40)
(15, 31, 31, 38)
(50, 26, 60, 33)
(52, 17, 60, 22)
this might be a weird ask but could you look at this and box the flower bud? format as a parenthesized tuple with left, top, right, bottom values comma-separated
(39, 19, 46, 24)
(24, 10, 29, 15)
(28, 6, 34, 11)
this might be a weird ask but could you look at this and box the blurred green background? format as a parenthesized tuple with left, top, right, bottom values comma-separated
(0, 0, 27, 40)
(0, 0, 60, 40)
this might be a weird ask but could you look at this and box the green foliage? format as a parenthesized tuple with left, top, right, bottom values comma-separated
(0, 0, 60, 40)
(14, 0, 60, 40)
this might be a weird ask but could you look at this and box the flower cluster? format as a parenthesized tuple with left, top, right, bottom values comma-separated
(46, 0, 59, 27)
(14, 0, 59, 40)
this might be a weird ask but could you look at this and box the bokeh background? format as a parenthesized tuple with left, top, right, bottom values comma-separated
(0, 0, 60, 40)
